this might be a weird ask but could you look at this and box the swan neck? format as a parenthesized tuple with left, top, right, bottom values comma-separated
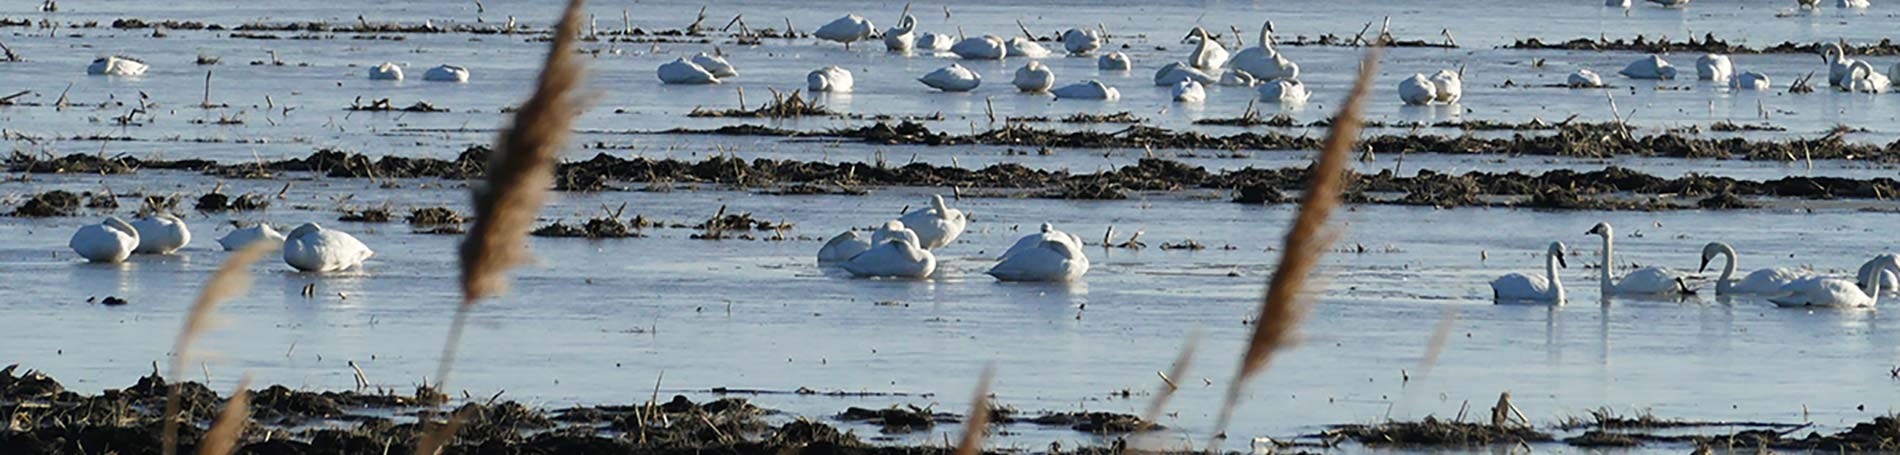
(1546, 249, 1563, 299)
(1717, 244, 1737, 293)
(1599, 232, 1614, 291)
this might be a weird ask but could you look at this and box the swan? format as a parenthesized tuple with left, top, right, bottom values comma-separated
(1568, 69, 1605, 88)
(896, 194, 968, 249)
(1491, 241, 1568, 303)
(422, 64, 470, 82)
(808, 66, 854, 92)
(1051, 80, 1120, 100)
(87, 56, 148, 77)
(1608, 0, 1631, 6)
(1004, 37, 1051, 58)
(218, 223, 285, 251)
(951, 35, 1008, 60)
(917, 32, 956, 52)
(817, 230, 872, 263)
(1062, 28, 1103, 55)
(1398, 74, 1438, 105)
(988, 225, 1090, 282)
(1013, 61, 1056, 92)
(690, 52, 738, 78)
(1825, 43, 1857, 88)
(1098, 52, 1132, 71)
(1258, 78, 1310, 104)
(884, 14, 917, 52)
(1154, 62, 1217, 86)
(1843, 60, 1888, 93)
(130, 214, 190, 255)
(657, 58, 720, 84)
(70, 217, 140, 263)
(1771, 256, 1898, 307)
(1587, 222, 1691, 295)
(1430, 69, 1463, 104)
(1696, 54, 1733, 82)
(1646, 0, 1692, 7)
(1700, 242, 1814, 295)
(283, 223, 374, 272)
(919, 64, 982, 92)
(1220, 69, 1260, 87)
(842, 221, 936, 279)
(1856, 253, 1900, 293)
(1731, 71, 1771, 90)
(1840, 0, 1870, 7)
(1619, 55, 1677, 80)
(1184, 27, 1229, 71)
(1229, 21, 1278, 76)
(368, 62, 403, 81)
(814, 15, 876, 49)
(1172, 80, 1206, 103)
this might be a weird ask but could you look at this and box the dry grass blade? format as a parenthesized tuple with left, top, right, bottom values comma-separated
(415, 406, 476, 455)
(1209, 46, 1382, 446)
(952, 365, 995, 455)
(197, 375, 254, 455)
(1412, 308, 1459, 381)
(1139, 331, 1199, 432)
(161, 242, 274, 455)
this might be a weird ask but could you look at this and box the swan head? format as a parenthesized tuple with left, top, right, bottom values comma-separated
(103, 217, 139, 239)
(930, 194, 949, 212)
(287, 222, 324, 241)
(1040, 223, 1054, 233)
(1547, 241, 1569, 268)
(1182, 27, 1211, 43)
(1824, 42, 1846, 63)
(1849, 59, 1877, 79)
(1697, 241, 1734, 272)
(1585, 222, 1612, 237)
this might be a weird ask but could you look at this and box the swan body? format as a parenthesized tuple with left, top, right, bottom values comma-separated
(368, 62, 403, 81)
(1098, 52, 1132, 71)
(1696, 54, 1733, 82)
(988, 224, 1090, 282)
(1172, 80, 1206, 103)
(1609, 0, 1631, 6)
(998, 223, 1086, 261)
(1051, 80, 1120, 100)
(1825, 43, 1857, 88)
(919, 64, 982, 92)
(1569, 69, 1605, 87)
(951, 35, 1008, 60)
(1220, 69, 1260, 87)
(130, 214, 190, 254)
(87, 56, 148, 76)
(817, 230, 872, 263)
(1700, 242, 1814, 295)
(842, 222, 936, 279)
(1843, 60, 1889, 93)
(70, 217, 140, 263)
(1620, 55, 1677, 80)
(808, 66, 854, 92)
(1229, 22, 1277, 76)
(1184, 27, 1229, 70)
(917, 33, 956, 51)
(1771, 255, 1898, 307)
(690, 53, 738, 78)
(422, 64, 470, 82)
(1647, 0, 1692, 7)
(1259, 78, 1311, 104)
(884, 14, 917, 52)
(1430, 70, 1463, 103)
(218, 223, 286, 251)
(1492, 241, 1568, 303)
(1398, 74, 1438, 105)
(1154, 62, 1217, 86)
(814, 15, 876, 48)
(1062, 28, 1103, 55)
(1013, 61, 1056, 92)
(1840, 0, 1870, 8)
(896, 195, 968, 249)
(657, 58, 720, 84)
(283, 223, 374, 272)
(1731, 71, 1771, 90)
(1588, 222, 1691, 295)
(1004, 37, 1051, 58)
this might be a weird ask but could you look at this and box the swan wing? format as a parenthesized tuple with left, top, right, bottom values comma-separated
(1734, 268, 1812, 294)
(843, 243, 934, 278)
(1490, 273, 1555, 302)
(1611, 267, 1683, 294)
(1770, 278, 1871, 307)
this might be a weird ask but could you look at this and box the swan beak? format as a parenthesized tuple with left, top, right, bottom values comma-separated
(1557, 252, 1569, 268)
(1697, 257, 1710, 273)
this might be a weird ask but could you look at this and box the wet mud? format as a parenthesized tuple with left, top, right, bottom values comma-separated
(1508, 33, 1900, 56)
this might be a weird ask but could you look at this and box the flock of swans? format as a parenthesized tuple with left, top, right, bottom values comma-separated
(85, 55, 473, 83)
(1491, 221, 1900, 308)
(816, 195, 1089, 282)
(68, 216, 375, 273)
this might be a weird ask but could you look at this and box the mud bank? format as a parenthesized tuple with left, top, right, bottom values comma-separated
(1507, 33, 1900, 56)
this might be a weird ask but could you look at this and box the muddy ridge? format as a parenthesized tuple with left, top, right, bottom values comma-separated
(1507, 33, 1900, 56)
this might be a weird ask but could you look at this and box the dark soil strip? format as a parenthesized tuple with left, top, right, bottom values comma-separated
(1507, 33, 1900, 56)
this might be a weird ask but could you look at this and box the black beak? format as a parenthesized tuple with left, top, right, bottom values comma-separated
(1697, 257, 1709, 273)
(1558, 252, 1569, 268)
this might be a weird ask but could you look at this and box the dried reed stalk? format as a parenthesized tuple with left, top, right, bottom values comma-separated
(1138, 332, 1199, 432)
(415, 406, 476, 455)
(1208, 47, 1382, 446)
(951, 365, 995, 455)
(161, 243, 273, 455)
(197, 376, 254, 455)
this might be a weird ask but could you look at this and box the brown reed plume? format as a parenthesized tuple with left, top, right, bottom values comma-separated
(1208, 47, 1382, 446)
(197, 376, 254, 455)
(161, 242, 273, 455)
(951, 365, 995, 455)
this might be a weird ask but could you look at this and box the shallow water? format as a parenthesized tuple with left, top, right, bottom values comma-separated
(7, 0, 1900, 452)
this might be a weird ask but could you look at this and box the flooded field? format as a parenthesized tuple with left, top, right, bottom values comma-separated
(7, 0, 1900, 453)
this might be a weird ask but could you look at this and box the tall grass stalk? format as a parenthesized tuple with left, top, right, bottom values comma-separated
(160, 242, 273, 455)
(951, 365, 995, 455)
(196, 376, 254, 455)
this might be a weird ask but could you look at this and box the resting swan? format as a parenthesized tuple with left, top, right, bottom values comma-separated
(1154, 62, 1216, 86)
(896, 194, 969, 249)
(1771, 256, 1899, 307)
(1568, 69, 1606, 88)
(1430, 69, 1462, 104)
(657, 58, 720, 84)
(951, 35, 1008, 60)
(87, 56, 148, 77)
(130, 214, 190, 254)
(1062, 28, 1103, 55)
(808, 66, 854, 92)
(1398, 74, 1438, 105)
(817, 230, 872, 263)
(919, 64, 982, 92)
(422, 64, 470, 82)
(988, 224, 1090, 282)
(814, 15, 877, 49)
(1695, 54, 1733, 82)
(1491, 241, 1567, 303)
(1699, 242, 1813, 295)
(1172, 80, 1206, 103)
(1619, 55, 1678, 80)
(1051, 80, 1120, 100)
(842, 222, 936, 278)
(1588, 222, 1691, 295)
(283, 223, 374, 272)
(1183, 27, 1229, 71)
(1098, 52, 1132, 71)
(219, 223, 286, 251)
(1258, 78, 1310, 104)
(1004, 37, 1051, 58)
(690, 52, 738, 78)
(368, 62, 404, 81)
(1013, 61, 1056, 92)
(70, 217, 140, 263)
(1731, 71, 1771, 90)
(917, 33, 956, 52)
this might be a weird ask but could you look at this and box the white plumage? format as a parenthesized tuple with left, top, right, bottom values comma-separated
(130, 214, 190, 255)
(1051, 80, 1119, 100)
(283, 223, 374, 272)
(895, 195, 969, 249)
(808, 66, 854, 92)
(70, 217, 140, 263)
(1491, 241, 1568, 303)
(1013, 61, 1056, 92)
(657, 58, 720, 84)
(919, 64, 982, 92)
(218, 223, 286, 251)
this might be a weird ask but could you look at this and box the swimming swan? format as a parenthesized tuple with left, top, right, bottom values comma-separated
(1051, 80, 1120, 100)
(952, 35, 1008, 60)
(919, 64, 982, 92)
(1843, 60, 1888, 93)
(70, 217, 140, 263)
(368, 62, 403, 81)
(1619, 55, 1677, 80)
(657, 58, 720, 84)
(130, 214, 190, 254)
(1258, 78, 1310, 104)
(1825, 43, 1857, 88)
(1172, 80, 1207, 103)
(422, 64, 470, 82)
(1398, 74, 1438, 105)
(219, 223, 286, 251)
(815, 15, 877, 49)
(1004, 37, 1051, 58)
(842, 222, 936, 279)
(1771, 256, 1899, 307)
(884, 14, 917, 52)
(1229, 21, 1299, 81)
(1491, 241, 1568, 303)
(1184, 27, 1229, 71)
(1098, 52, 1133, 71)
(1587, 222, 1691, 295)
(1154, 62, 1217, 86)
(1699, 242, 1813, 295)
(1696, 54, 1733, 82)
(690, 52, 738, 78)
(808, 66, 854, 92)
(87, 56, 148, 76)
(896, 194, 969, 249)
(988, 224, 1090, 282)
(1731, 71, 1771, 90)
(1062, 28, 1103, 55)
(1013, 61, 1056, 92)
(283, 223, 374, 272)
(818, 230, 872, 263)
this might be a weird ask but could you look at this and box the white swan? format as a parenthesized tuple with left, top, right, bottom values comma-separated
(1843, 60, 1888, 93)
(842, 222, 936, 279)
(884, 14, 917, 52)
(814, 15, 876, 49)
(87, 56, 148, 77)
(1013, 61, 1056, 92)
(1184, 27, 1229, 71)
(1700, 242, 1814, 295)
(1696, 54, 1733, 82)
(283, 223, 374, 272)
(690, 52, 738, 78)
(1619, 55, 1677, 80)
(1430, 69, 1463, 104)
(130, 214, 190, 255)
(1052, 80, 1120, 100)
(1608, 0, 1631, 7)
(657, 58, 720, 85)
(218, 223, 286, 251)
(919, 64, 982, 92)
(817, 230, 872, 263)
(1840, 0, 1871, 8)
(1229, 21, 1278, 76)
(1856, 253, 1900, 293)
(1491, 241, 1568, 303)
(917, 33, 956, 52)
(70, 217, 140, 263)
(808, 66, 854, 92)
(1004, 37, 1051, 58)
(1258, 78, 1310, 104)
(1098, 52, 1132, 71)
(1646, 0, 1692, 7)
(422, 64, 470, 82)
(1062, 28, 1103, 55)
(1587, 222, 1691, 295)
(951, 35, 1008, 60)
(1568, 69, 1605, 87)
(1772, 256, 1897, 307)
(1172, 80, 1206, 103)
(988, 224, 1090, 282)
(368, 62, 403, 81)
(1825, 43, 1857, 88)
(1398, 74, 1438, 105)
(1731, 71, 1771, 90)
(896, 194, 968, 249)
(1154, 62, 1217, 86)
(1220, 69, 1260, 87)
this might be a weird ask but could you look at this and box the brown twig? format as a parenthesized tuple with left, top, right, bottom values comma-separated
(951, 365, 995, 455)
(161, 243, 274, 455)
(196, 376, 254, 455)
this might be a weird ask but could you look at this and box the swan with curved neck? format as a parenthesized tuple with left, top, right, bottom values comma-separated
(1772, 255, 1900, 307)
(1699, 242, 1813, 295)
(884, 14, 917, 52)
(1587, 222, 1691, 295)
(1491, 241, 1568, 303)
(1825, 43, 1857, 88)
(1843, 60, 1888, 93)
(1184, 27, 1229, 70)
